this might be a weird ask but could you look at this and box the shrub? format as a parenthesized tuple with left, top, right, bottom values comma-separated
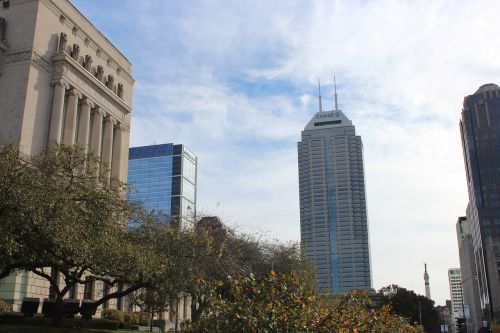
(124, 311, 140, 325)
(0, 311, 24, 323)
(101, 308, 124, 322)
(0, 299, 12, 313)
(124, 311, 148, 326)
(86, 318, 121, 330)
(137, 311, 149, 326)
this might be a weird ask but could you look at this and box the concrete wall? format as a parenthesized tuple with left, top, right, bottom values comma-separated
(0, 0, 38, 150)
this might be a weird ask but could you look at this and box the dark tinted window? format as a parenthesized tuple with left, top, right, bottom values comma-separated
(315, 120, 341, 126)
(171, 176, 181, 195)
(172, 156, 181, 175)
(173, 144, 183, 155)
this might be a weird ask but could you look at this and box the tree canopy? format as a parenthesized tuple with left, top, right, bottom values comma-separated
(0, 143, 212, 320)
(377, 284, 440, 333)
(185, 271, 424, 333)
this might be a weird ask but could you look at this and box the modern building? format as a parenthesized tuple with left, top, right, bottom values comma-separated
(449, 268, 464, 333)
(456, 216, 482, 333)
(436, 300, 452, 333)
(460, 83, 500, 322)
(424, 263, 432, 300)
(297, 83, 372, 293)
(128, 143, 197, 223)
(0, 0, 133, 312)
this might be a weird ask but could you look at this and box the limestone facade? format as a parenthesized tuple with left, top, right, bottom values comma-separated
(0, 0, 132, 183)
(0, 0, 133, 313)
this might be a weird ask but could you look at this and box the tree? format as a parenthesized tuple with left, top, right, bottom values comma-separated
(0, 143, 42, 277)
(184, 271, 424, 333)
(187, 219, 311, 322)
(133, 289, 170, 332)
(378, 284, 440, 333)
(0, 144, 149, 320)
(0, 144, 214, 323)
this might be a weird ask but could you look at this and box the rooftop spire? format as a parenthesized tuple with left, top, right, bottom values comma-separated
(334, 75, 339, 111)
(318, 79, 323, 112)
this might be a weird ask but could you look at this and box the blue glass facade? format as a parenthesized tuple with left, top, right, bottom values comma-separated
(460, 84, 500, 321)
(128, 144, 173, 214)
(128, 143, 197, 222)
(298, 109, 372, 294)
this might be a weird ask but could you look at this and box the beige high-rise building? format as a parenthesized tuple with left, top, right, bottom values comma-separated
(449, 268, 464, 333)
(0, 0, 133, 312)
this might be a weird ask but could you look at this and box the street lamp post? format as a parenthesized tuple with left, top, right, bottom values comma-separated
(461, 298, 468, 333)
(419, 301, 422, 328)
(460, 275, 478, 333)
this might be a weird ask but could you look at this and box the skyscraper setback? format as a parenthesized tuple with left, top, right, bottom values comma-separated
(297, 84, 372, 293)
(460, 83, 500, 322)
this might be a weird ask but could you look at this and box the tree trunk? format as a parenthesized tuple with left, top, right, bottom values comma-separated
(51, 295, 65, 326)
(190, 293, 205, 323)
(174, 298, 179, 333)
(150, 310, 154, 332)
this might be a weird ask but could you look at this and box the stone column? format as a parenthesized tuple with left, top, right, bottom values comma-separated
(62, 88, 81, 145)
(89, 107, 103, 158)
(101, 115, 115, 181)
(77, 98, 93, 152)
(48, 80, 67, 146)
(111, 123, 124, 182)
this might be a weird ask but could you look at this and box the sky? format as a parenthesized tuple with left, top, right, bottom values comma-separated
(72, 0, 500, 306)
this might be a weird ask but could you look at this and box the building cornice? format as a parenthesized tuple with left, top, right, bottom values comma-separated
(52, 52, 132, 121)
(1, 49, 52, 75)
(40, 0, 134, 85)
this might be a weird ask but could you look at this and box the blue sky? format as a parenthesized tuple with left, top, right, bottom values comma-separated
(73, 0, 500, 305)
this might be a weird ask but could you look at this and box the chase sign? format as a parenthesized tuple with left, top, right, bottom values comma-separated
(316, 111, 341, 118)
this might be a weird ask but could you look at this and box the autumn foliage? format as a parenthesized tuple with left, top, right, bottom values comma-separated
(185, 271, 424, 333)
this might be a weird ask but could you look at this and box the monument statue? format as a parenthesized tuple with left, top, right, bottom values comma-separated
(96, 65, 104, 81)
(71, 44, 79, 61)
(58, 32, 67, 53)
(117, 83, 123, 98)
(106, 75, 114, 89)
(84, 55, 92, 71)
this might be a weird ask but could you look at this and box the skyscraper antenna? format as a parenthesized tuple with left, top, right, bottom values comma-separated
(334, 75, 339, 111)
(318, 79, 323, 112)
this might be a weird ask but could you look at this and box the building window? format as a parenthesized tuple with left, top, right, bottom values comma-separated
(103, 283, 110, 309)
(84, 279, 94, 300)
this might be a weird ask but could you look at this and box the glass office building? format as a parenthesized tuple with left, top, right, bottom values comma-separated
(128, 143, 197, 222)
(298, 101, 372, 293)
(460, 84, 500, 321)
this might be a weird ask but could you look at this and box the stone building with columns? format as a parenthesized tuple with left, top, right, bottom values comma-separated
(0, 0, 133, 312)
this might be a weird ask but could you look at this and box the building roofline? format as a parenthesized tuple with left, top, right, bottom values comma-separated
(63, 0, 131, 66)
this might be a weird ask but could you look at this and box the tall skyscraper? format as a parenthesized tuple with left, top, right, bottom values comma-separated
(424, 263, 432, 300)
(0, 0, 133, 311)
(128, 143, 197, 223)
(456, 216, 482, 333)
(297, 83, 372, 293)
(449, 268, 464, 333)
(460, 83, 500, 322)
